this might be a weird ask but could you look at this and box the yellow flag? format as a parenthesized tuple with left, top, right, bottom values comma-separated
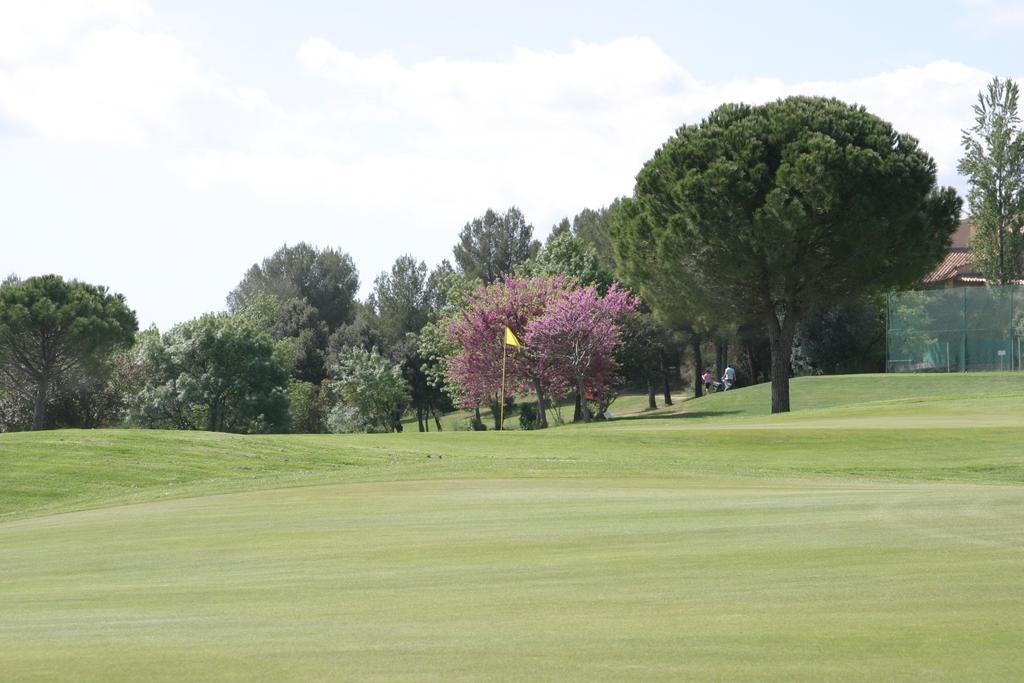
(504, 326, 522, 347)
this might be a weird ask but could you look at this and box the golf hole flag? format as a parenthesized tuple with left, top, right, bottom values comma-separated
(504, 326, 521, 348)
(499, 326, 521, 430)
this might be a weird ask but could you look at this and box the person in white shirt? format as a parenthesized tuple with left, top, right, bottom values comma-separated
(722, 364, 736, 390)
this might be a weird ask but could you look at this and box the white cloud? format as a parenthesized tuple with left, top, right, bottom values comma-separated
(0, 8, 1008, 328)
(0, 10, 995, 212)
(0, 0, 150, 63)
(793, 61, 992, 187)
(181, 37, 721, 225)
(179, 38, 994, 229)
(0, 27, 211, 143)
(0, 1, 220, 143)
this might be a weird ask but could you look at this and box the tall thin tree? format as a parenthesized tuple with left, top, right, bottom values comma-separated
(959, 77, 1024, 285)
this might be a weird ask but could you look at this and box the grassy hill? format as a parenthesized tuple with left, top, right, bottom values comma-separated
(1, 373, 1022, 681)
(422, 371, 1024, 431)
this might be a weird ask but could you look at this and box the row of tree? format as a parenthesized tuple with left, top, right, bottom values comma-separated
(4, 78, 1018, 429)
(0, 207, 647, 433)
(0, 200, 886, 433)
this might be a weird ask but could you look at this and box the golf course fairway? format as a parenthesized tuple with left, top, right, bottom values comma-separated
(1, 374, 1022, 681)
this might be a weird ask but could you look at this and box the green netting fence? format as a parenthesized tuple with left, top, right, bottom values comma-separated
(887, 286, 1024, 372)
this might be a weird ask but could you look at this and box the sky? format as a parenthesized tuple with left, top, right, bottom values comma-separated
(2, 0, 1023, 330)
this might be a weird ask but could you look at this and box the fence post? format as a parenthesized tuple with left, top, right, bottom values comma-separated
(885, 291, 890, 373)
(961, 287, 967, 372)
(1010, 284, 1015, 372)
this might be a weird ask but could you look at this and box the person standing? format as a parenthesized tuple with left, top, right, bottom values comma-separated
(701, 369, 714, 392)
(722, 364, 736, 390)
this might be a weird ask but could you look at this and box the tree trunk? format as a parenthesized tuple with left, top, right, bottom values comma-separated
(416, 407, 425, 433)
(659, 348, 675, 405)
(473, 406, 483, 430)
(576, 376, 592, 422)
(532, 377, 548, 429)
(206, 401, 218, 432)
(744, 337, 766, 385)
(433, 408, 443, 432)
(31, 375, 48, 431)
(766, 313, 798, 414)
(998, 220, 1005, 280)
(715, 341, 727, 379)
(646, 376, 657, 410)
(573, 390, 582, 421)
(491, 397, 501, 430)
(691, 337, 703, 399)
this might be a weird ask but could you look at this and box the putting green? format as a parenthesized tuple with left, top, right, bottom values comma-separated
(2, 479, 1021, 681)
(1, 373, 1023, 680)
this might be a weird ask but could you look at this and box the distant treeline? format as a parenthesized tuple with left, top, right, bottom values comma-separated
(0, 202, 886, 435)
(11, 76, 1018, 430)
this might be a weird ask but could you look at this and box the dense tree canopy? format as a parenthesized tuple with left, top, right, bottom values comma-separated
(520, 231, 614, 293)
(372, 255, 431, 346)
(269, 298, 329, 383)
(616, 312, 669, 410)
(525, 284, 636, 422)
(0, 275, 138, 430)
(328, 346, 410, 433)
(445, 276, 567, 428)
(571, 202, 621, 272)
(228, 242, 359, 332)
(613, 96, 962, 412)
(416, 265, 479, 424)
(453, 207, 540, 284)
(137, 314, 290, 433)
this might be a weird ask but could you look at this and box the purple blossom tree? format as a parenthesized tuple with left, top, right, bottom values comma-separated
(525, 284, 637, 422)
(445, 275, 568, 429)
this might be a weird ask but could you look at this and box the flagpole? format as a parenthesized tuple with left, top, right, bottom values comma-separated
(499, 342, 507, 431)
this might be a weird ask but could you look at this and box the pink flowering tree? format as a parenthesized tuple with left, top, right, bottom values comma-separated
(525, 284, 637, 422)
(445, 275, 568, 429)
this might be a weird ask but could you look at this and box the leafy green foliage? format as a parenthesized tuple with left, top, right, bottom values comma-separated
(546, 217, 571, 244)
(136, 314, 290, 433)
(232, 292, 284, 332)
(287, 379, 327, 434)
(267, 298, 329, 383)
(520, 231, 614, 293)
(328, 302, 384, 358)
(328, 346, 410, 433)
(0, 275, 138, 430)
(417, 266, 481, 414)
(417, 318, 459, 406)
(958, 77, 1024, 284)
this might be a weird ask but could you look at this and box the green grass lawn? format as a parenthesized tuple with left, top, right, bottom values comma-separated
(402, 388, 687, 432)
(1, 373, 1023, 681)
